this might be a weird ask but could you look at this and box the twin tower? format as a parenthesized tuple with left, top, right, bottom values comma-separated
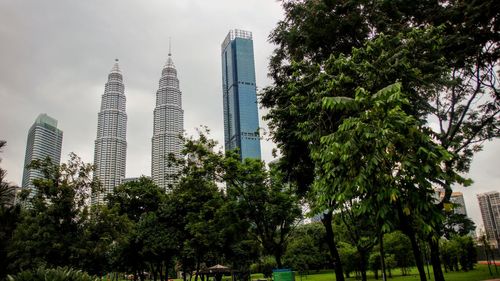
(92, 29, 261, 203)
(92, 50, 183, 204)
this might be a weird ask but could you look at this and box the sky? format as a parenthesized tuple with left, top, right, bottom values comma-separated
(0, 1, 498, 229)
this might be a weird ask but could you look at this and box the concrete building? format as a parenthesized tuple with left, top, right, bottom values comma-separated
(21, 113, 63, 196)
(92, 59, 127, 204)
(151, 50, 184, 190)
(478, 191, 500, 248)
(221, 29, 261, 160)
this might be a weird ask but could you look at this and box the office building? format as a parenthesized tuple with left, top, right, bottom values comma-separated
(478, 191, 500, 248)
(92, 59, 127, 204)
(221, 29, 261, 159)
(151, 51, 184, 190)
(434, 189, 468, 216)
(22, 113, 63, 196)
(451, 192, 467, 216)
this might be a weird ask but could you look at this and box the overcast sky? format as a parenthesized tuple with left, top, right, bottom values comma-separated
(0, 1, 498, 230)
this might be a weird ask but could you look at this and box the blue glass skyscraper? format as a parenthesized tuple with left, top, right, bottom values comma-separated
(221, 29, 261, 159)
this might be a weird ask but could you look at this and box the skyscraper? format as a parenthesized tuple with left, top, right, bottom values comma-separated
(151, 51, 184, 190)
(435, 189, 468, 216)
(22, 113, 63, 195)
(92, 59, 127, 204)
(478, 191, 500, 247)
(221, 29, 261, 159)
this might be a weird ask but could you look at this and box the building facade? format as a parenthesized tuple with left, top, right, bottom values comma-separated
(151, 52, 184, 190)
(478, 191, 500, 248)
(22, 113, 63, 196)
(92, 59, 127, 204)
(221, 29, 261, 159)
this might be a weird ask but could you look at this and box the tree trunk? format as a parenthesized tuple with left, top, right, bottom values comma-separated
(406, 230, 427, 281)
(273, 245, 283, 268)
(397, 204, 427, 281)
(379, 232, 387, 281)
(321, 210, 345, 281)
(359, 250, 367, 281)
(429, 237, 445, 281)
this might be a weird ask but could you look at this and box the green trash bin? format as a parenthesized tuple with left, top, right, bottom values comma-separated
(273, 269, 294, 281)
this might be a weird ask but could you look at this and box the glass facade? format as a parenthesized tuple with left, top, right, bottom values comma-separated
(221, 29, 261, 160)
(22, 113, 63, 198)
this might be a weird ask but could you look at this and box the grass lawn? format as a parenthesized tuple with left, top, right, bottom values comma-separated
(286, 264, 500, 281)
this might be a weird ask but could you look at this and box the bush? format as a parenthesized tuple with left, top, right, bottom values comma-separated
(7, 267, 98, 281)
(251, 256, 277, 278)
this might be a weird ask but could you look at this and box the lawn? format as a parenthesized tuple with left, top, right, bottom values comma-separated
(287, 264, 500, 281)
(122, 264, 500, 281)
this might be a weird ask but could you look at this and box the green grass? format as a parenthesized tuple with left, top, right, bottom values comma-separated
(287, 264, 500, 281)
(116, 264, 500, 281)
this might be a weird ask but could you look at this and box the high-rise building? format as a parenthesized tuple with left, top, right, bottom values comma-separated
(151, 51, 184, 190)
(221, 29, 261, 159)
(451, 192, 467, 216)
(435, 189, 468, 216)
(478, 191, 500, 247)
(92, 59, 127, 204)
(22, 113, 63, 196)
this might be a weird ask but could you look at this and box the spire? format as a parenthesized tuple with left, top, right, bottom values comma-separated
(164, 41, 175, 69)
(168, 37, 172, 57)
(110, 58, 121, 74)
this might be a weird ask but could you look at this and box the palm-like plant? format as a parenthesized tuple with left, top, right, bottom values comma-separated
(0, 140, 16, 208)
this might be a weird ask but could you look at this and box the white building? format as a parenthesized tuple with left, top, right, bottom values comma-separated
(92, 60, 127, 204)
(478, 191, 500, 248)
(151, 51, 184, 190)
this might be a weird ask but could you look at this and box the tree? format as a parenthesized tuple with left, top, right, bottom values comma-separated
(334, 204, 377, 281)
(106, 177, 168, 281)
(8, 153, 96, 271)
(383, 231, 415, 276)
(443, 212, 476, 239)
(0, 141, 21, 279)
(262, 2, 499, 280)
(80, 204, 131, 278)
(224, 158, 302, 268)
(283, 223, 330, 272)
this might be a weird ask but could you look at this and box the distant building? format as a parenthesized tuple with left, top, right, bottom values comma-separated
(21, 113, 63, 196)
(92, 60, 127, 204)
(477, 191, 500, 248)
(451, 192, 467, 216)
(434, 188, 468, 216)
(151, 50, 184, 190)
(221, 29, 261, 160)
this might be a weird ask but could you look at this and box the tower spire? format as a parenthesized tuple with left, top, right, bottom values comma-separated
(168, 37, 172, 56)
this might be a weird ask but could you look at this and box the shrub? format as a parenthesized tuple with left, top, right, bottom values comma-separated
(7, 267, 98, 281)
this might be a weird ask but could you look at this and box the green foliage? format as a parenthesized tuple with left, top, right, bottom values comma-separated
(263, 2, 499, 279)
(0, 141, 21, 279)
(8, 154, 95, 271)
(7, 267, 98, 281)
(383, 231, 415, 275)
(255, 256, 277, 278)
(441, 236, 477, 272)
(443, 212, 476, 239)
(283, 223, 330, 271)
(337, 242, 358, 278)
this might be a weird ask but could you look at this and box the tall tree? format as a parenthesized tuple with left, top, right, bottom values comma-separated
(224, 158, 302, 268)
(262, 2, 499, 280)
(8, 153, 96, 271)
